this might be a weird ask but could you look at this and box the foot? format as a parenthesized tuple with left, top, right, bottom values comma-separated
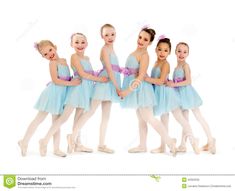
(177, 145, 187, 152)
(150, 146, 165, 153)
(208, 138, 216, 154)
(201, 143, 209, 151)
(189, 137, 200, 154)
(39, 139, 47, 157)
(167, 138, 177, 157)
(98, 145, 114, 154)
(54, 150, 67, 157)
(74, 144, 93, 153)
(67, 134, 75, 154)
(18, 140, 27, 157)
(128, 146, 147, 153)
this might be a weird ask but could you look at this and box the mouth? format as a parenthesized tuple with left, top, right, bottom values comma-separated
(50, 53, 55, 59)
(179, 56, 184, 59)
(108, 40, 113, 43)
(138, 43, 143, 46)
(77, 47, 84, 51)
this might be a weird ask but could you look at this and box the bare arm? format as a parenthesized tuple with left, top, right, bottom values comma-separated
(71, 55, 108, 83)
(101, 47, 119, 89)
(119, 53, 149, 97)
(49, 61, 80, 86)
(145, 62, 169, 85)
(168, 64, 191, 87)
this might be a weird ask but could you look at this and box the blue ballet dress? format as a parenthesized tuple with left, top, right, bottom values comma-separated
(173, 67, 202, 110)
(151, 66, 180, 115)
(34, 64, 70, 115)
(121, 55, 156, 108)
(92, 53, 121, 102)
(65, 59, 94, 111)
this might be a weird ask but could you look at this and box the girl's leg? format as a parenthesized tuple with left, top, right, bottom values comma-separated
(52, 115, 66, 157)
(97, 101, 114, 153)
(138, 108, 176, 156)
(39, 105, 74, 156)
(71, 108, 93, 153)
(172, 108, 200, 154)
(128, 109, 148, 153)
(192, 108, 216, 154)
(67, 100, 101, 153)
(151, 113, 169, 153)
(178, 109, 189, 150)
(18, 111, 48, 156)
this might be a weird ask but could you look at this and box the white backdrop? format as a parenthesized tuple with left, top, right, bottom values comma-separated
(0, 0, 235, 176)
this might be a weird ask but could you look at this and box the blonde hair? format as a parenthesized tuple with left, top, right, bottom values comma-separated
(34, 40, 56, 54)
(100, 23, 115, 36)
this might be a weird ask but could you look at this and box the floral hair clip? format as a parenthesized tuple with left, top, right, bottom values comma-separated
(142, 24, 150, 30)
(158, 35, 166, 40)
(34, 42, 38, 50)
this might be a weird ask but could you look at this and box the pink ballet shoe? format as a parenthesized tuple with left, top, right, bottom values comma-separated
(177, 145, 187, 152)
(54, 150, 67, 157)
(18, 140, 27, 157)
(67, 134, 75, 154)
(167, 138, 177, 157)
(208, 138, 216, 154)
(201, 143, 209, 151)
(150, 146, 165, 154)
(74, 144, 93, 153)
(128, 146, 147, 153)
(189, 137, 200, 154)
(39, 139, 47, 157)
(98, 145, 114, 154)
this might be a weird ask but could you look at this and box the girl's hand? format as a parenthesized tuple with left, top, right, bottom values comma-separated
(118, 89, 130, 99)
(99, 76, 109, 83)
(70, 79, 81, 86)
(166, 80, 175, 87)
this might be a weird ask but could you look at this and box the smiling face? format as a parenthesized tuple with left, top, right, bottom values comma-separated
(137, 31, 151, 49)
(175, 44, 189, 62)
(101, 27, 116, 45)
(156, 42, 170, 61)
(39, 45, 57, 61)
(71, 34, 88, 53)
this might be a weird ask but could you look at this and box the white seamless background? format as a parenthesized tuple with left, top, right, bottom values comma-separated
(0, 0, 235, 175)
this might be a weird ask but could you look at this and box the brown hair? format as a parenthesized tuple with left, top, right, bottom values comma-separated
(100, 23, 115, 36)
(157, 38, 171, 52)
(141, 28, 156, 42)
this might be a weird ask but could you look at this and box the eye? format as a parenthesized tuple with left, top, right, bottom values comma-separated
(111, 33, 115, 36)
(184, 51, 187, 54)
(177, 50, 181, 53)
(81, 41, 85, 44)
(105, 34, 108, 37)
(44, 53, 47, 56)
(144, 38, 148, 42)
(75, 41, 79, 44)
(138, 36, 142, 39)
(165, 49, 169, 52)
(49, 48, 52, 52)
(157, 48, 162, 51)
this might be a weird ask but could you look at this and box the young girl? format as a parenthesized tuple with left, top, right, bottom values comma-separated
(67, 24, 121, 154)
(145, 37, 199, 154)
(38, 33, 108, 156)
(18, 40, 80, 157)
(119, 28, 176, 156)
(167, 42, 216, 154)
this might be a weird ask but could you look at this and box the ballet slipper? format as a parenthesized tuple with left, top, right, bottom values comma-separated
(67, 134, 75, 154)
(208, 138, 216, 154)
(98, 145, 114, 154)
(177, 145, 187, 152)
(201, 143, 209, 151)
(166, 138, 177, 157)
(53, 150, 67, 157)
(189, 137, 200, 154)
(128, 146, 147, 153)
(18, 140, 27, 157)
(74, 144, 93, 153)
(150, 146, 165, 153)
(39, 139, 47, 157)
